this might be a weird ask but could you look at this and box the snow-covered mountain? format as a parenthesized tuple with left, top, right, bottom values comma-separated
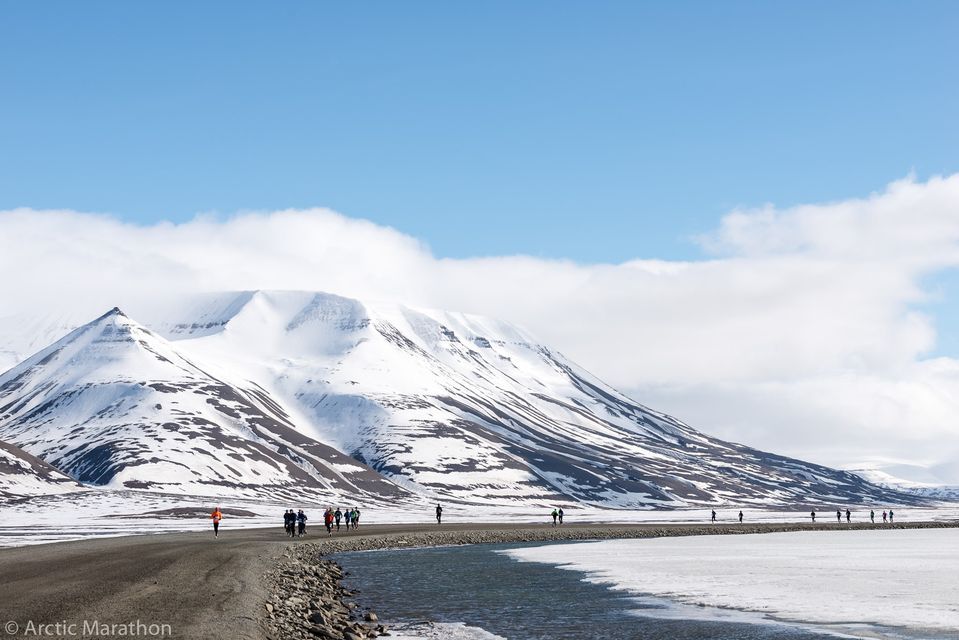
(0, 440, 83, 500)
(850, 466, 959, 503)
(0, 307, 412, 503)
(0, 291, 923, 507)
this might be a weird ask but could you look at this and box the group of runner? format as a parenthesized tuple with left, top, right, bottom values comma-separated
(318, 506, 361, 536)
(283, 506, 362, 537)
(704, 508, 899, 524)
(283, 509, 308, 537)
(809, 508, 895, 524)
(550, 508, 565, 526)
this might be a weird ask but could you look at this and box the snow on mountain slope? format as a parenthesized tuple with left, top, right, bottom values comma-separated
(850, 466, 959, 503)
(0, 292, 925, 507)
(0, 308, 413, 503)
(0, 309, 95, 372)
(0, 439, 84, 500)
(144, 290, 921, 508)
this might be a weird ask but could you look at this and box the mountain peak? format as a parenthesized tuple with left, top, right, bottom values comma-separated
(93, 306, 126, 321)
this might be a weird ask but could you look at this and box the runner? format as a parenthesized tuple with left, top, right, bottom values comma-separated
(845, 509, 851, 523)
(324, 508, 334, 536)
(870, 509, 875, 523)
(210, 506, 222, 538)
(810, 510, 816, 523)
(435, 504, 443, 524)
(836, 509, 841, 523)
(738, 510, 743, 523)
(550, 509, 558, 527)
(882, 510, 887, 523)
(297, 509, 307, 536)
(353, 507, 361, 529)
(283, 509, 294, 537)
(711, 509, 716, 523)
(889, 509, 894, 523)
(558, 508, 564, 525)
(334, 508, 342, 531)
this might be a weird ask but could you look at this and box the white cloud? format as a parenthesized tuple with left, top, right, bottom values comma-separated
(3, 174, 959, 482)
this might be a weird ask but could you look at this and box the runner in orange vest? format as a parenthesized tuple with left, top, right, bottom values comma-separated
(211, 507, 223, 538)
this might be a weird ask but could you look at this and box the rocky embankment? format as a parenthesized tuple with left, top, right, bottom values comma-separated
(264, 543, 387, 640)
(262, 520, 959, 639)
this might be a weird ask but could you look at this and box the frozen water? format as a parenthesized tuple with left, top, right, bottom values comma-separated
(505, 529, 959, 636)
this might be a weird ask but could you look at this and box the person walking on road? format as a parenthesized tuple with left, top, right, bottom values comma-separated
(211, 506, 222, 538)
(435, 504, 443, 524)
(551, 509, 558, 527)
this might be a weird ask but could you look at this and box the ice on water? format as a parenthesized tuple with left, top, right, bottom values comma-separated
(505, 528, 959, 636)
(380, 622, 505, 640)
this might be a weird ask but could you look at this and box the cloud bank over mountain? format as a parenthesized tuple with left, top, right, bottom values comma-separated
(3, 174, 959, 482)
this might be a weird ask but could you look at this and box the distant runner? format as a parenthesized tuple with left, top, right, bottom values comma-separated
(738, 510, 743, 523)
(435, 504, 443, 524)
(353, 507, 361, 528)
(325, 509, 334, 536)
(211, 506, 222, 538)
(558, 508, 564, 525)
(836, 509, 842, 523)
(845, 509, 851, 523)
(810, 510, 816, 523)
(882, 510, 887, 523)
(551, 509, 558, 527)
(334, 508, 343, 531)
(711, 510, 716, 523)
(889, 509, 894, 523)
(870, 509, 875, 523)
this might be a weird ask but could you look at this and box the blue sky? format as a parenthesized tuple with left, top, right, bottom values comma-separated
(2, 4, 959, 475)
(1, 2, 957, 262)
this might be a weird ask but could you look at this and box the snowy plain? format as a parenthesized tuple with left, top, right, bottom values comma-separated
(2, 490, 958, 548)
(505, 528, 959, 638)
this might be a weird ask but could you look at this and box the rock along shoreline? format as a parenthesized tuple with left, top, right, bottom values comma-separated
(261, 520, 959, 639)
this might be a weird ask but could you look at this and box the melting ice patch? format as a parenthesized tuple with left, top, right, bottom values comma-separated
(384, 622, 505, 640)
(503, 529, 959, 637)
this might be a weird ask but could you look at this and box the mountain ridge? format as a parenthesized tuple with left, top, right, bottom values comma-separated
(0, 291, 927, 508)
